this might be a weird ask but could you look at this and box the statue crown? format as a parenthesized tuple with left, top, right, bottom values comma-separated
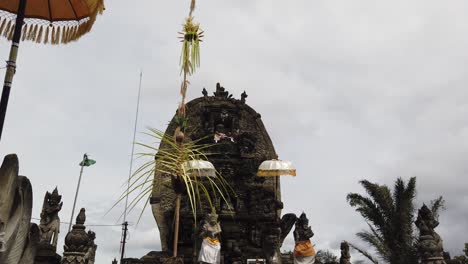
(49, 187, 62, 203)
(298, 212, 308, 223)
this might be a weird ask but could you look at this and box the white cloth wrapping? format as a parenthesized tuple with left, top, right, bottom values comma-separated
(198, 238, 221, 264)
(294, 255, 315, 264)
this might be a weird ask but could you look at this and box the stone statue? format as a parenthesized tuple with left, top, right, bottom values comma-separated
(339, 241, 351, 264)
(39, 187, 63, 248)
(415, 204, 446, 264)
(262, 222, 283, 264)
(241, 91, 248, 103)
(198, 213, 222, 264)
(0, 154, 40, 264)
(62, 208, 96, 264)
(85, 230, 97, 264)
(293, 213, 316, 264)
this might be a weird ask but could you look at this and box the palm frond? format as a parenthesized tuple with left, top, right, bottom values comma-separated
(359, 180, 395, 221)
(114, 127, 234, 225)
(347, 242, 380, 264)
(356, 230, 389, 262)
(347, 193, 387, 233)
(429, 196, 445, 221)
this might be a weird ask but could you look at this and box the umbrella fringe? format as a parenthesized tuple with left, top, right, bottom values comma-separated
(50, 27, 55, 45)
(55, 26, 61, 44)
(0, 18, 6, 36)
(3, 20, 11, 38)
(30, 24, 36, 41)
(31, 24, 39, 42)
(27, 24, 34, 40)
(61, 26, 68, 44)
(0, 0, 105, 44)
(65, 26, 74, 43)
(67, 26, 76, 42)
(21, 23, 28, 41)
(44, 26, 50, 44)
(36, 25, 43, 43)
(7, 23, 15, 40)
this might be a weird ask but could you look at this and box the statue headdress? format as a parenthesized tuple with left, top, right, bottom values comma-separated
(297, 212, 309, 225)
(49, 187, 62, 204)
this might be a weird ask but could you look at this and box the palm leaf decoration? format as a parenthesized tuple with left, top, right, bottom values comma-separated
(114, 128, 232, 224)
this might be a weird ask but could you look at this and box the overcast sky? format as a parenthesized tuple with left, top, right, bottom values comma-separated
(1, 0, 468, 263)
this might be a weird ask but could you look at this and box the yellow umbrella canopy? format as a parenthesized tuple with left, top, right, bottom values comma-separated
(257, 159, 297, 177)
(0, 0, 105, 44)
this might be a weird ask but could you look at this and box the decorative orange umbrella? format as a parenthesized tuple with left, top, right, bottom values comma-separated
(0, 0, 105, 141)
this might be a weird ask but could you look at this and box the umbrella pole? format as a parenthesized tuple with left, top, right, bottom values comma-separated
(0, 0, 27, 142)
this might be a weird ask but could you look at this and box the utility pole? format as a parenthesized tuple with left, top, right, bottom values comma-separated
(120, 221, 129, 263)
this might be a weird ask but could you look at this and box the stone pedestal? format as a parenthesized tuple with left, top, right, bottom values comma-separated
(61, 252, 86, 264)
(61, 208, 97, 264)
(35, 242, 61, 264)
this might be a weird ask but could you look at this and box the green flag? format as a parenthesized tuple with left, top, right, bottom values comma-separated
(79, 154, 96, 167)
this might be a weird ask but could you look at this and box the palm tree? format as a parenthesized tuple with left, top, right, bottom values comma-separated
(346, 177, 419, 264)
(453, 243, 468, 264)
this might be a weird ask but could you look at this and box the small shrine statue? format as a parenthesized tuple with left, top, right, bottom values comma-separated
(198, 212, 222, 264)
(293, 213, 316, 264)
(214, 123, 234, 143)
(339, 241, 351, 264)
(415, 204, 446, 264)
(85, 230, 98, 264)
(39, 187, 63, 248)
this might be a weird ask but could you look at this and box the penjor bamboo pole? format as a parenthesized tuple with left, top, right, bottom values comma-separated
(173, 193, 181, 257)
(0, 0, 27, 142)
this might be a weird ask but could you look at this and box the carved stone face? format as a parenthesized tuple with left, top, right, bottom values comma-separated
(220, 110, 229, 122)
(48, 199, 59, 207)
(208, 214, 218, 225)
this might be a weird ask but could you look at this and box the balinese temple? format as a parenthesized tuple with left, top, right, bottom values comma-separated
(125, 83, 296, 264)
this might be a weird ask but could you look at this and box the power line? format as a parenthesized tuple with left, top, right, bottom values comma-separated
(31, 217, 128, 227)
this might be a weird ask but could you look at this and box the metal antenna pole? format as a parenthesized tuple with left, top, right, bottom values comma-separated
(123, 71, 143, 222)
(68, 154, 86, 232)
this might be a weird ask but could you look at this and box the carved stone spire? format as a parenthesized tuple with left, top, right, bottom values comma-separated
(213, 82, 232, 98)
(75, 208, 86, 225)
(62, 208, 95, 264)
